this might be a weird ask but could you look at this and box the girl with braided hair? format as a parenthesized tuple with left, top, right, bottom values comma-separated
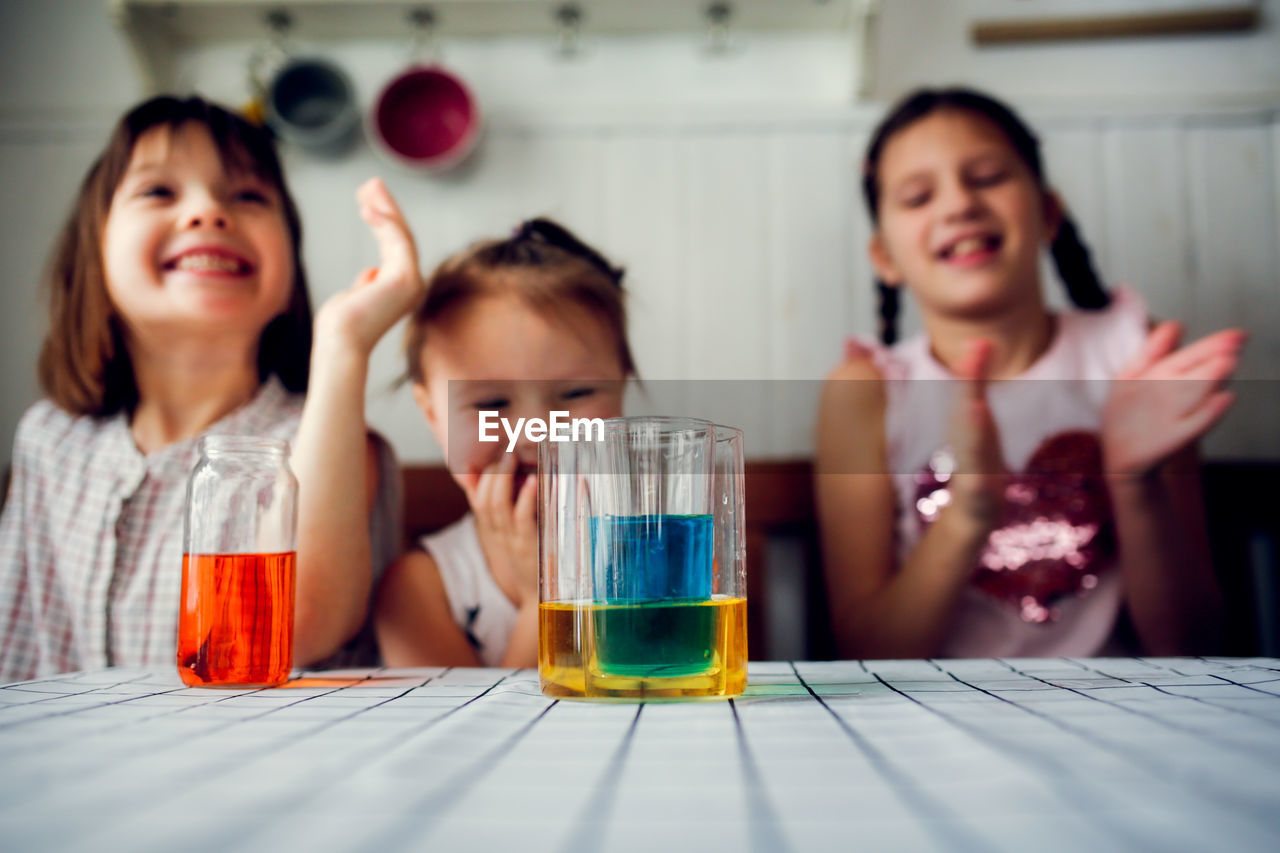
(817, 88, 1244, 658)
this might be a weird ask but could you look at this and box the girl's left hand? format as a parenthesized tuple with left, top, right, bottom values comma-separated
(315, 178, 424, 355)
(1102, 321, 1245, 477)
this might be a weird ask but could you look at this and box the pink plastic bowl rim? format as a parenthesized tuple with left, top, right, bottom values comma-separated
(372, 66, 479, 168)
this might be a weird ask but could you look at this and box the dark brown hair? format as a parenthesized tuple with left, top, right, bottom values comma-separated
(38, 95, 312, 416)
(404, 218, 635, 384)
(862, 87, 1109, 345)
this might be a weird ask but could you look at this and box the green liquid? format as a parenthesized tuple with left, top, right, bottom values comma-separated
(591, 599, 716, 677)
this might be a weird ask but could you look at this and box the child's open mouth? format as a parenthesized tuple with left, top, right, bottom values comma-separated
(163, 248, 254, 276)
(937, 233, 1003, 267)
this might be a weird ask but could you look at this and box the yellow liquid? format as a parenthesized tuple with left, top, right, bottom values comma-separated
(538, 597, 747, 699)
(538, 601, 587, 698)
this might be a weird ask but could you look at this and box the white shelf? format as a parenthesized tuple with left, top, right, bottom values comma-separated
(111, 0, 877, 93)
(113, 0, 863, 40)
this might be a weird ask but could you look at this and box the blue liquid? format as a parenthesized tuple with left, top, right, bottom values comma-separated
(589, 514, 715, 677)
(589, 514, 713, 603)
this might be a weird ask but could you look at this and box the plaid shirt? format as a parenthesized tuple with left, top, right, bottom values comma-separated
(0, 378, 399, 682)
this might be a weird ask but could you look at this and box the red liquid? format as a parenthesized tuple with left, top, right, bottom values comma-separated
(177, 552, 295, 687)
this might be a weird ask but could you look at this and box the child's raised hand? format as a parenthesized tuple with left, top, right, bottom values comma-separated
(315, 178, 424, 356)
(947, 339, 1008, 527)
(459, 454, 540, 609)
(1102, 321, 1245, 477)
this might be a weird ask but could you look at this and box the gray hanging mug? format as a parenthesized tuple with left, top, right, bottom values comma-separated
(266, 57, 359, 157)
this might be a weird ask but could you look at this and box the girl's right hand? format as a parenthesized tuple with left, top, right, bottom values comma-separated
(1102, 321, 1245, 477)
(315, 178, 424, 356)
(459, 454, 540, 609)
(947, 339, 1007, 528)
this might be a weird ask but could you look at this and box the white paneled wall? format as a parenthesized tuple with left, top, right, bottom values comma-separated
(2, 105, 1277, 466)
(872, 0, 1280, 105)
(2, 1, 1279, 471)
(0, 127, 110, 467)
(344, 107, 1276, 462)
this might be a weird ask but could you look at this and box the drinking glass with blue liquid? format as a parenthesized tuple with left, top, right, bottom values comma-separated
(539, 417, 747, 699)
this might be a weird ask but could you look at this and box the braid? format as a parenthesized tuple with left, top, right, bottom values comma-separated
(1050, 215, 1110, 310)
(876, 281, 900, 346)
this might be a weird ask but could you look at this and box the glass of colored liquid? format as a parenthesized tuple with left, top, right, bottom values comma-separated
(539, 417, 747, 699)
(177, 435, 298, 687)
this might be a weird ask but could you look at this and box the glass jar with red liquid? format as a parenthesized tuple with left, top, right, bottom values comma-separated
(178, 435, 298, 687)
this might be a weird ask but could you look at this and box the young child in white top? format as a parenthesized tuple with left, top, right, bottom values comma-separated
(817, 88, 1246, 659)
(374, 220, 635, 667)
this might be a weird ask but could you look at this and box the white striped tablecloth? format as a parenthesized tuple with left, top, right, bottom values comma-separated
(1, 658, 1278, 852)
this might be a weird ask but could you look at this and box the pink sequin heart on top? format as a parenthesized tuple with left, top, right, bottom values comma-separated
(913, 430, 1116, 623)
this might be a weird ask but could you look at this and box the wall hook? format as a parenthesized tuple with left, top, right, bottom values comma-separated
(247, 8, 292, 112)
(554, 4, 584, 58)
(408, 6, 441, 65)
(705, 2, 733, 54)
(264, 9, 292, 39)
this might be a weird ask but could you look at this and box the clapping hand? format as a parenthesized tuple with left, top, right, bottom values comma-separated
(1102, 322, 1245, 477)
(947, 339, 1008, 528)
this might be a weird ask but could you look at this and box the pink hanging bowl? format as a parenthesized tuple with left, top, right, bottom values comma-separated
(370, 65, 481, 173)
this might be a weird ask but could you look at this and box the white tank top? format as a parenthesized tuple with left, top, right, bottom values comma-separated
(848, 288, 1149, 657)
(419, 514, 518, 667)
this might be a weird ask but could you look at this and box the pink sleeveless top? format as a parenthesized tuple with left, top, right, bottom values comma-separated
(849, 288, 1148, 657)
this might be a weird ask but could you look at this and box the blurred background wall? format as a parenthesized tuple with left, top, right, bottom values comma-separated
(0, 0, 1277, 470)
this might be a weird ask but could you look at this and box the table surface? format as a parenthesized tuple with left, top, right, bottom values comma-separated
(2, 658, 1279, 852)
